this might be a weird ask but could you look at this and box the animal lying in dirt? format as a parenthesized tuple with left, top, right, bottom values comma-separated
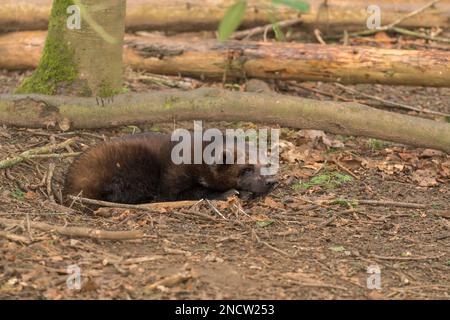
(64, 132, 277, 204)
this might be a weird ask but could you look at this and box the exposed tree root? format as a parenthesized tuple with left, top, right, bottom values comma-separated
(1, 89, 449, 153)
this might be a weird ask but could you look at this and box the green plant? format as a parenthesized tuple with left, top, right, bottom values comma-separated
(330, 199, 358, 207)
(270, 18, 285, 41)
(367, 138, 389, 150)
(329, 245, 345, 252)
(272, 0, 310, 12)
(218, 0, 247, 41)
(256, 220, 275, 228)
(218, 0, 310, 41)
(292, 171, 353, 190)
(10, 189, 25, 200)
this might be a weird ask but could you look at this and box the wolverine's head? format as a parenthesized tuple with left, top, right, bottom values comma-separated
(196, 143, 278, 196)
(197, 162, 277, 195)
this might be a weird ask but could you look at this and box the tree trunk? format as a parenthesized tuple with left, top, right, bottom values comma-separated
(15, 0, 126, 97)
(1, 88, 449, 153)
(0, 0, 448, 33)
(2, 31, 449, 87)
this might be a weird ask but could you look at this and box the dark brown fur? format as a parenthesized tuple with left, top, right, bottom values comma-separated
(64, 132, 276, 204)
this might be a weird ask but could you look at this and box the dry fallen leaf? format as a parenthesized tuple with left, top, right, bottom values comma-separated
(433, 210, 450, 219)
(339, 157, 363, 170)
(376, 162, 404, 175)
(24, 191, 38, 200)
(263, 196, 284, 209)
(411, 169, 438, 187)
(420, 149, 445, 158)
(297, 130, 345, 149)
(439, 160, 450, 178)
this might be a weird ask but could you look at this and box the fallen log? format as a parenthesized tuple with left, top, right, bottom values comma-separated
(0, 88, 449, 153)
(126, 34, 450, 87)
(0, 0, 448, 33)
(1, 31, 449, 87)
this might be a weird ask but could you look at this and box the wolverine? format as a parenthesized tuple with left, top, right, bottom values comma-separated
(64, 132, 277, 204)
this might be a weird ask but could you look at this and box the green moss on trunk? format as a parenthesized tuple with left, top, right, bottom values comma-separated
(16, 0, 77, 94)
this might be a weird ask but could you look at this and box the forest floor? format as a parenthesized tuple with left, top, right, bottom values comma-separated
(0, 68, 449, 300)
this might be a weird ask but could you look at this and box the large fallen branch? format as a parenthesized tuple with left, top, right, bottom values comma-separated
(1, 32, 449, 87)
(0, 88, 449, 153)
(0, 0, 448, 33)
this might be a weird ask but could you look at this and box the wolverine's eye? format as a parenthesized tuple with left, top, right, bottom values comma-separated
(240, 167, 253, 176)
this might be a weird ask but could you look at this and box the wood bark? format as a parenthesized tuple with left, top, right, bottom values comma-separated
(1, 31, 449, 87)
(0, 88, 449, 153)
(0, 0, 448, 33)
(126, 34, 450, 87)
(15, 0, 126, 96)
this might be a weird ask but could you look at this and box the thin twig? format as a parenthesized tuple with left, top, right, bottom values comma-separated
(178, 209, 218, 222)
(46, 163, 56, 203)
(372, 253, 445, 261)
(351, 199, 428, 209)
(291, 83, 355, 102)
(314, 29, 326, 45)
(120, 255, 164, 265)
(385, 0, 442, 29)
(69, 195, 206, 211)
(0, 231, 31, 244)
(263, 25, 271, 42)
(335, 83, 450, 117)
(0, 138, 76, 169)
(327, 0, 450, 44)
(325, 198, 428, 209)
(331, 158, 360, 180)
(0, 217, 143, 240)
(28, 153, 81, 159)
(0, 212, 69, 216)
(252, 229, 291, 257)
(390, 26, 450, 44)
(205, 199, 227, 220)
(145, 271, 194, 291)
(25, 212, 33, 241)
(231, 18, 302, 40)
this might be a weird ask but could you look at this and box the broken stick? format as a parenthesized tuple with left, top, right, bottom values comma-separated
(0, 138, 76, 169)
(0, 217, 143, 240)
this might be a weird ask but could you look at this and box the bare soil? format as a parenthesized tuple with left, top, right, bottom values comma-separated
(0, 68, 449, 300)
